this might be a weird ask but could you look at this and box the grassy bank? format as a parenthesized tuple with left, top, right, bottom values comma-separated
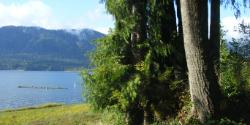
(0, 104, 100, 125)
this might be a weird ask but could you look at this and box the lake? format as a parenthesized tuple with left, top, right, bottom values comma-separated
(0, 70, 84, 110)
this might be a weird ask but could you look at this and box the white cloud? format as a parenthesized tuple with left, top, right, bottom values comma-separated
(95, 27, 112, 34)
(82, 4, 114, 34)
(0, 1, 61, 29)
(221, 16, 250, 38)
(0, 1, 113, 34)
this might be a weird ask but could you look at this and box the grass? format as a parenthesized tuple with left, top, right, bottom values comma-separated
(0, 103, 100, 125)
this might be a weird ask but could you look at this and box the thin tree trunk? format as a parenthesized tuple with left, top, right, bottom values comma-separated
(180, 0, 218, 122)
(143, 109, 150, 125)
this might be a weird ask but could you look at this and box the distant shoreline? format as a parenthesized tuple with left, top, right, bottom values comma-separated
(0, 103, 87, 112)
(0, 70, 81, 72)
(0, 103, 64, 112)
(17, 85, 68, 90)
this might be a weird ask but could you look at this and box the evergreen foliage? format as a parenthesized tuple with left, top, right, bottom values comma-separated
(82, 0, 250, 124)
(83, 0, 187, 124)
(220, 25, 250, 123)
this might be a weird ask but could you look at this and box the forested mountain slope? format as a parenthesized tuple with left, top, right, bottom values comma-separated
(0, 26, 104, 70)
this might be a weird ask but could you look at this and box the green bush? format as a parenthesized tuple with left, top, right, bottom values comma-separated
(100, 107, 126, 125)
(184, 117, 246, 125)
(218, 118, 246, 125)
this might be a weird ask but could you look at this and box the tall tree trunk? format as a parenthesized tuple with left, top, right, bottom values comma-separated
(125, 107, 144, 125)
(210, 0, 220, 79)
(130, 0, 147, 62)
(161, 0, 176, 41)
(128, 0, 148, 125)
(209, 0, 222, 117)
(143, 107, 150, 125)
(180, 0, 220, 122)
(175, 0, 187, 79)
(176, 0, 183, 36)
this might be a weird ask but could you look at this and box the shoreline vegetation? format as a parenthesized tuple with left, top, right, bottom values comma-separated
(1, 103, 64, 112)
(0, 103, 100, 125)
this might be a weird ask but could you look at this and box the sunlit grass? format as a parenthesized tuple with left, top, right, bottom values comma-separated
(0, 104, 100, 125)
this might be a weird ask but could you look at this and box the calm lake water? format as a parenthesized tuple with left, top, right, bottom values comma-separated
(0, 70, 84, 110)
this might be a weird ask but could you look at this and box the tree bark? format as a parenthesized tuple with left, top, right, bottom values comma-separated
(127, 1, 148, 125)
(130, 0, 147, 62)
(176, 0, 183, 36)
(209, 0, 222, 117)
(180, 0, 220, 122)
(175, 0, 187, 79)
(210, 0, 220, 79)
(125, 107, 144, 125)
(143, 109, 150, 125)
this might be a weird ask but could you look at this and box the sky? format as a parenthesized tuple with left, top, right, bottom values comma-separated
(0, 0, 114, 34)
(0, 0, 249, 35)
(221, 4, 250, 38)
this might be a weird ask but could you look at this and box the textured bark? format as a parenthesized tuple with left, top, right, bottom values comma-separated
(180, 0, 219, 122)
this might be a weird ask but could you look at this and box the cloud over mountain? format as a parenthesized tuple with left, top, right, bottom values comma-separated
(0, 1, 113, 34)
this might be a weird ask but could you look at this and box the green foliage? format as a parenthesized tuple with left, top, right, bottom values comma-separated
(149, 118, 181, 125)
(220, 27, 250, 124)
(100, 107, 126, 125)
(82, 28, 144, 112)
(148, 117, 246, 125)
(82, 0, 250, 125)
(83, 0, 186, 124)
(115, 74, 142, 110)
(218, 118, 246, 125)
(220, 38, 249, 98)
(179, 116, 247, 125)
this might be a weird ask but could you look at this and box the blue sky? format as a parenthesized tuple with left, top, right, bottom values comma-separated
(0, 0, 249, 35)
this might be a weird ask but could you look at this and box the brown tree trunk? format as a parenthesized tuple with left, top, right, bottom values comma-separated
(180, 0, 220, 122)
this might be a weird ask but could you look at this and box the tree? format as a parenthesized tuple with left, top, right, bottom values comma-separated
(210, 0, 221, 78)
(84, 0, 187, 124)
(180, 0, 221, 122)
(83, 0, 250, 124)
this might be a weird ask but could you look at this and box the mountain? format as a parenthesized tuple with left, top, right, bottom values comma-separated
(0, 26, 104, 71)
